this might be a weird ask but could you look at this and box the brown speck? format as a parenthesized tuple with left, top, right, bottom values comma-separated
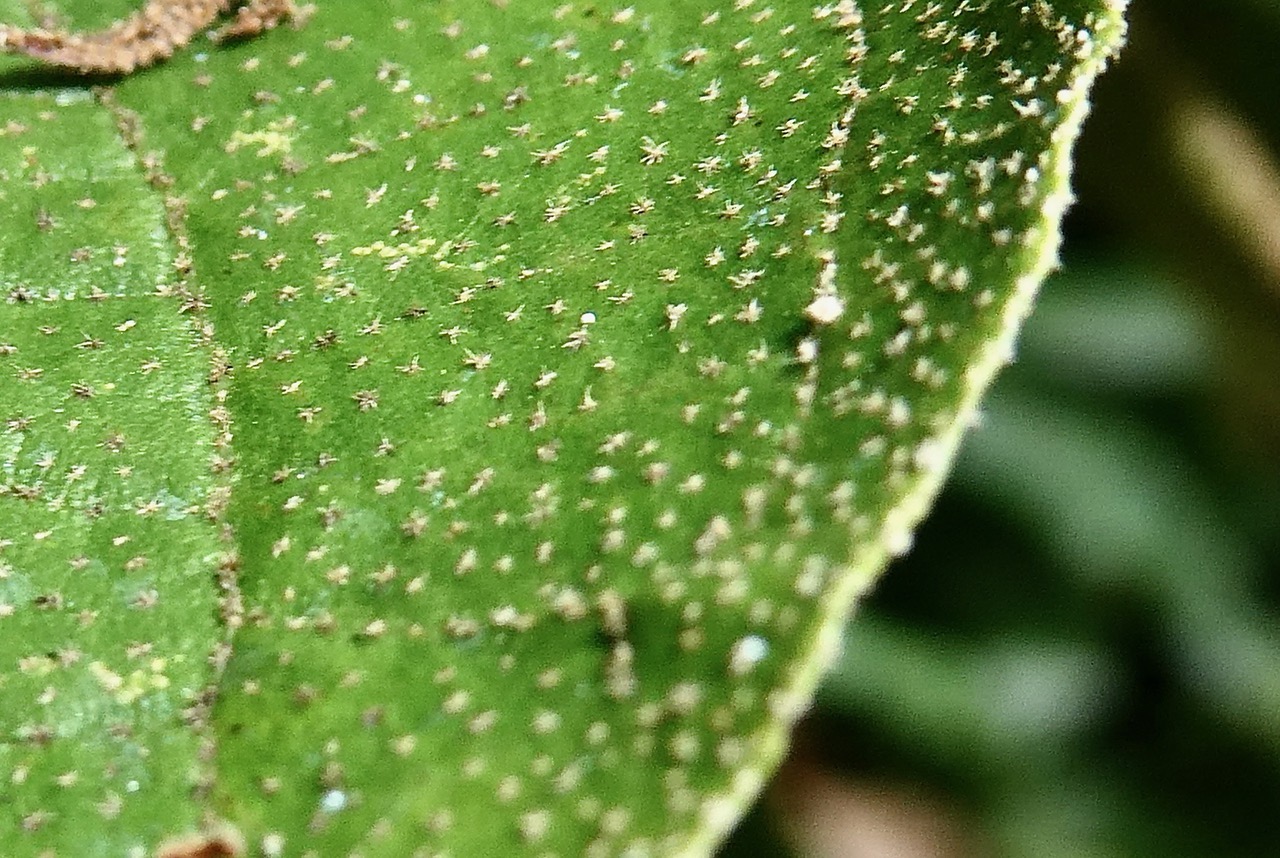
(156, 825, 245, 858)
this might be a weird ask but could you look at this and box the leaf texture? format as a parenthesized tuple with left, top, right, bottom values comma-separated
(0, 1, 1127, 855)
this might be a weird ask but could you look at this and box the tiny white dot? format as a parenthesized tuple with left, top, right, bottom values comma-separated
(319, 789, 347, 813)
(804, 293, 845, 325)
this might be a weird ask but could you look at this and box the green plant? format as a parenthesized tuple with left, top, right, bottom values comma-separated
(0, 1, 1127, 855)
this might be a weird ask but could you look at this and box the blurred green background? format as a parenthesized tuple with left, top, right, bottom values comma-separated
(722, 3, 1280, 856)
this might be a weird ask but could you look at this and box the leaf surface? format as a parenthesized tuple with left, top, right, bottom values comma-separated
(0, 87, 224, 852)
(0, 1, 1127, 855)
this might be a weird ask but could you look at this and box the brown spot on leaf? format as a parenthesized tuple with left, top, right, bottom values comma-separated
(155, 825, 245, 858)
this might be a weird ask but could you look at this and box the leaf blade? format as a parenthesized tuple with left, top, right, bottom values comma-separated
(0, 1, 1128, 854)
(0, 90, 224, 855)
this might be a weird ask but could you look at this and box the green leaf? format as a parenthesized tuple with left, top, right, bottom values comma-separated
(0, 90, 226, 852)
(0, 1, 1127, 855)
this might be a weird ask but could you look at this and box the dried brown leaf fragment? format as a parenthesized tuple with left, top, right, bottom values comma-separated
(0, 0, 297, 74)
